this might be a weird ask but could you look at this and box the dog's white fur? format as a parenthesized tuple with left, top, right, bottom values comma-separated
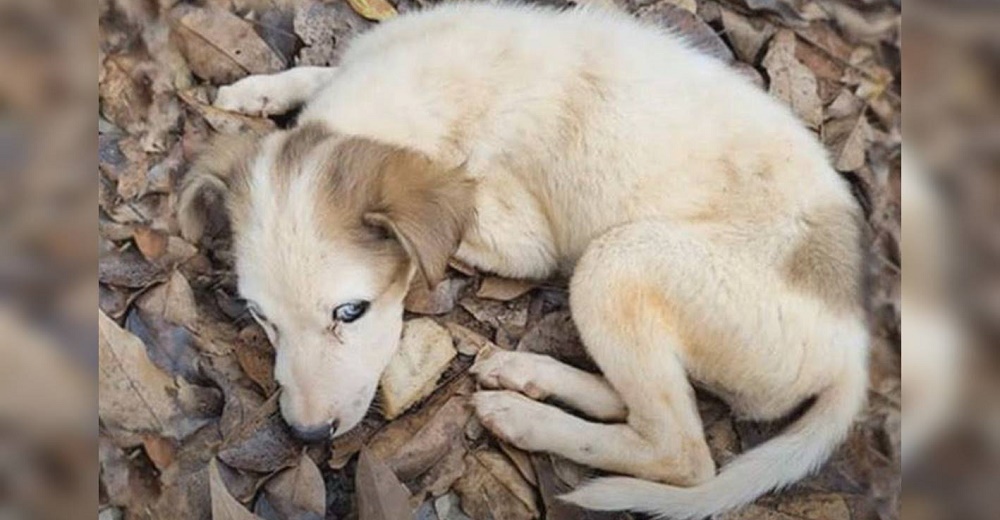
(185, 3, 870, 518)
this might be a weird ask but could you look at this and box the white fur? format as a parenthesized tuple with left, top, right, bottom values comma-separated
(214, 3, 870, 516)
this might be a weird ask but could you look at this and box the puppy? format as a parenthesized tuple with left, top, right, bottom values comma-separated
(179, 3, 869, 518)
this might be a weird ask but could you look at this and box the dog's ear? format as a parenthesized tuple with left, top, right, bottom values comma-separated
(363, 152, 476, 288)
(176, 133, 260, 242)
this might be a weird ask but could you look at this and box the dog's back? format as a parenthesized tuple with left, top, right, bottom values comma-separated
(302, 3, 855, 266)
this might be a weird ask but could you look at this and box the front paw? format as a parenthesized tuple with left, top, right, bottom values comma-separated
(214, 76, 289, 116)
(470, 348, 549, 400)
(472, 390, 547, 450)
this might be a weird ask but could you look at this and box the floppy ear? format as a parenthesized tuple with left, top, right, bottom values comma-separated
(363, 152, 476, 288)
(176, 133, 259, 242)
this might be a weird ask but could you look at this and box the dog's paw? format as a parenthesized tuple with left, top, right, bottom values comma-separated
(214, 76, 293, 116)
(472, 390, 548, 449)
(470, 348, 549, 400)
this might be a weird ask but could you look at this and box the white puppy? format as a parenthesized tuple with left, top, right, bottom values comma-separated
(180, 3, 870, 518)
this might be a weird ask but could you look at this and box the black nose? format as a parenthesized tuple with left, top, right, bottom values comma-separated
(290, 419, 340, 442)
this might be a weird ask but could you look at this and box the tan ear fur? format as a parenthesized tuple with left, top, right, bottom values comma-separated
(362, 152, 476, 287)
(176, 133, 260, 242)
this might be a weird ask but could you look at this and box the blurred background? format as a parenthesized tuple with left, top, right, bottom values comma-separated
(0, 0, 992, 518)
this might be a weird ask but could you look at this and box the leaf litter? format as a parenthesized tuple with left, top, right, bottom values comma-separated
(98, 0, 900, 518)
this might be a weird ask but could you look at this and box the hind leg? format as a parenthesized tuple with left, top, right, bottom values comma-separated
(473, 221, 732, 486)
(214, 67, 338, 116)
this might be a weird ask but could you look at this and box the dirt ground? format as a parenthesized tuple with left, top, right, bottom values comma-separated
(98, 1, 901, 519)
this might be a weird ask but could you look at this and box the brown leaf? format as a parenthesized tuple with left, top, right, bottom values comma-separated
(383, 396, 472, 481)
(99, 310, 195, 438)
(444, 321, 497, 356)
(210, 458, 263, 520)
(823, 113, 872, 172)
(99, 53, 151, 135)
(532, 454, 624, 520)
(294, 0, 372, 67)
(346, 0, 398, 22)
(379, 318, 457, 419)
(476, 277, 536, 302)
(218, 390, 299, 473)
(99, 246, 167, 288)
(142, 434, 177, 471)
(171, 5, 285, 85)
(261, 452, 326, 518)
(405, 276, 468, 315)
(133, 227, 168, 261)
(721, 8, 775, 64)
(235, 325, 278, 395)
(356, 449, 414, 520)
(454, 448, 540, 520)
(517, 311, 597, 372)
(762, 30, 822, 129)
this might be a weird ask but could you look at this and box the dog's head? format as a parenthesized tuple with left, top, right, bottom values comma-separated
(178, 123, 475, 441)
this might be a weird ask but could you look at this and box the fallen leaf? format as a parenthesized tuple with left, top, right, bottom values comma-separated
(235, 325, 277, 395)
(405, 276, 468, 315)
(721, 8, 775, 63)
(532, 454, 624, 520)
(142, 434, 177, 471)
(454, 448, 540, 520)
(476, 277, 536, 301)
(99, 310, 197, 439)
(517, 311, 597, 372)
(762, 30, 823, 129)
(379, 318, 457, 419)
(261, 452, 326, 518)
(210, 458, 263, 520)
(346, 0, 398, 22)
(384, 396, 472, 481)
(823, 112, 872, 172)
(218, 389, 299, 473)
(99, 246, 167, 288)
(434, 492, 472, 520)
(294, 0, 372, 67)
(171, 5, 285, 84)
(356, 449, 414, 520)
(133, 227, 168, 261)
(444, 321, 497, 356)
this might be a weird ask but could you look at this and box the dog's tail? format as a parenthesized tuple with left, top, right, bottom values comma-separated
(560, 357, 867, 519)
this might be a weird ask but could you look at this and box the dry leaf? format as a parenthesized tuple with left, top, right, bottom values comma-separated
(218, 390, 299, 473)
(210, 458, 263, 520)
(172, 5, 285, 84)
(476, 277, 536, 302)
(346, 0, 398, 22)
(532, 454, 624, 520)
(261, 452, 326, 518)
(405, 276, 468, 315)
(517, 311, 597, 372)
(721, 8, 775, 64)
(823, 113, 872, 172)
(99, 247, 167, 288)
(294, 0, 372, 67)
(444, 321, 497, 356)
(379, 318, 457, 419)
(454, 448, 540, 520)
(762, 30, 823, 129)
(384, 396, 472, 481)
(99, 310, 195, 439)
(356, 449, 413, 520)
(142, 435, 177, 471)
(133, 227, 168, 261)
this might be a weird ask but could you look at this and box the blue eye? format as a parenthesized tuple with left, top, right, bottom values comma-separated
(333, 301, 369, 323)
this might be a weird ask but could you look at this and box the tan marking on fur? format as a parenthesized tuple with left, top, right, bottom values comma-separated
(286, 136, 479, 287)
(273, 122, 335, 186)
(784, 204, 865, 312)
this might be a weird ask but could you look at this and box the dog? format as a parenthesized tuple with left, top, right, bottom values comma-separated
(178, 3, 870, 518)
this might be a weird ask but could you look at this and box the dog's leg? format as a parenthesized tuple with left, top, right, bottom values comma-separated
(473, 221, 725, 486)
(471, 348, 627, 421)
(214, 67, 338, 116)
